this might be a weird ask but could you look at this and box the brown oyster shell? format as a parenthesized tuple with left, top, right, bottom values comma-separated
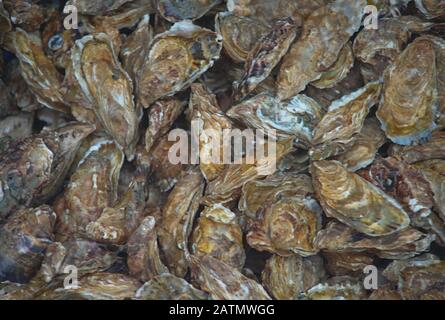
(190, 255, 271, 300)
(376, 36, 440, 145)
(323, 251, 374, 277)
(127, 215, 169, 282)
(0, 206, 56, 284)
(227, 93, 323, 150)
(415, 0, 445, 19)
(215, 12, 270, 63)
(157, 168, 204, 277)
(0, 123, 95, 222)
(13, 28, 69, 114)
(157, 0, 222, 22)
(3, 0, 45, 32)
(261, 254, 326, 300)
(277, 0, 366, 100)
(247, 196, 322, 257)
(310, 82, 382, 160)
(191, 204, 245, 270)
(65, 0, 134, 15)
(137, 20, 222, 108)
(389, 131, 445, 163)
(135, 273, 209, 300)
(0, 112, 34, 140)
(311, 160, 410, 236)
(233, 17, 298, 101)
(302, 276, 368, 300)
(72, 33, 141, 159)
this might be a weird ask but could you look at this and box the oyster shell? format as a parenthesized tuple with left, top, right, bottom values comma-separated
(137, 20, 222, 107)
(261, 255, 326, 300)
(157, 168, 204, 277)
(127, 216, 169, 282)
(0, 206, 56, 284)
(311, 160, 411, 236)
(135, 273, 209, 300)
(376, 36, 440, 145)
(227, 93, 323, 149)
(233, 17, 298, 101)
(388, 131, 445, 163)
(157, 0, 222, 22)
(0, 112, 34, 139)
(247, 196, 322, 257)
(72, 33, 141, 159)
(0, 123, 95, 222)
(302, 276, 367, 300)
(191, 204, 245, 270)
(415, 0, 445, 19)
(190, 255, 271, 300)
(323, 251, 374, 276)
(3, 0, 45, 32)
(65, 0, 134, 15)
(215, 12, 270, 63)
(277, 0, 366, 99)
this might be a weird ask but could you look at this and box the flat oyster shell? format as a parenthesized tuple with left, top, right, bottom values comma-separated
(277, 0, 367, 99)
(137, 20, 222, 107)
(215, 12, 270, 63)
(261, 255, 326, 300)
(72, 33, 141, 159)
(191, 204, 245, 270)
(311, 160, 410, 236)
(157, 0, 222, 22)
(376, 36, 440, 145)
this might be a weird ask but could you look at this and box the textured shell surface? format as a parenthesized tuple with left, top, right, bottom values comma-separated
(158, 0, 223, 22)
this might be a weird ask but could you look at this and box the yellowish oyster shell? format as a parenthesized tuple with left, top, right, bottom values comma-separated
(215, 12, 270, 63)
(311, 160, 410, 236)
(72, 33, 141, 159)
(277, 0, 366, 100)
(137, 20, 222, 107)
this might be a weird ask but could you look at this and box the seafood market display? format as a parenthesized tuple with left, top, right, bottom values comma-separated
(1, 0, 445, 301)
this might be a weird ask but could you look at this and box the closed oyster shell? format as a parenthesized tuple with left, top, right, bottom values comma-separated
(13, 28, 69, 114)
(3, 0, 44, 32)
(333, 118, 386, 172)
(315, 221, 434, 259)
(0, 206, 56, 284)
(72, 33, 141, 159)
(415, 0, 445, 19)
(311, 160, 410, 236)
(247, 196, 322, 257)
(302, 276, 367, 300)
(0, 112, 34, 139)
(190, 83, 233, 181)
(323, 251, 374, 277)
(0, 123, 95, 222)
(191, 204, 245, 270)
(376, 36, 439, 145)
(233, 17, 298, 101)
(157, 0, 222, 22)
(54, 137, 124, 239)
(277, 0, 366, 99)
(135, 273, 209, 300)
(310, 82, 382, 160)
(388, 131, 445, 163)
(65, 0, 134, 15)
(127, 216, 169, 282)
(215, 12, 270, 63)
(190, 255, 271, 300)
(383, 254, 445, 300)
(158, 168, 204, 277)
(261, 255, 326, 300)
(137, 20, 222, 107)
(239, 173, 314, 219)
(227, 93, 323, 149)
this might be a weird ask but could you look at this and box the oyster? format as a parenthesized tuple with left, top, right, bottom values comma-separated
(157, 168, 204, 277)
(376, 36, 441, 145)
(191, 204, 245, 270)
(389, 131, 445, 163)
(302, 276, 367, 300)
(3, 0, 45, 32)
(310, 82, 382, 160)
(13, 28, 69, 114)
(127, 216, 169, 282)
(0, 123, 94, 222)
(277, 0, 366, 100)
(0, 112, 34, 139)
(261, 255, 326, 300)
(72, 33, 141, 159)
(65, 0, 134, 15)
(190, 83, 233, 181)
(137, 21, 222, 107)
(157, 0, 222, 22)
(215, 12, 270, 63)
(227, 93, 323, 149)
(311, 160, 411, 236)
(415, 0, 445, 19)
(135, 273, 209, 300)
(0, 206, 56, 284)
(323, 252, 374, 276)
(247, 196, 322, 256)
(233, 18, 298, 101)
(190, 255, 271, 300)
